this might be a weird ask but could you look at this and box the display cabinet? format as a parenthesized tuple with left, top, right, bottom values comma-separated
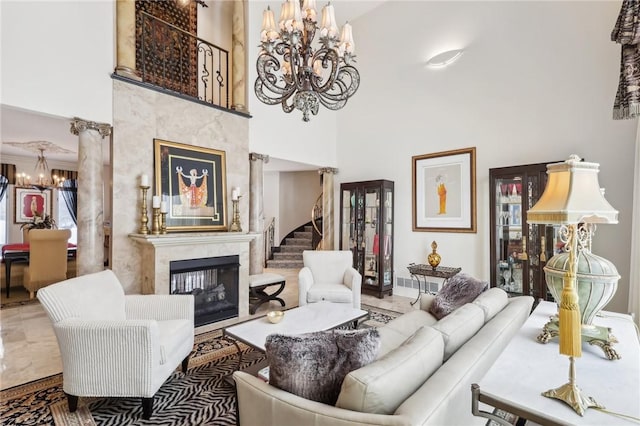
(340, 180, 394, 298)
(490, 162, 559, 301)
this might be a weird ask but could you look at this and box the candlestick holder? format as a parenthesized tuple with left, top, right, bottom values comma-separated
(160, 212, 167, 234)
(152, 207, 161, 235)
(229, 196, 242, 232)
(139, 185, 150, 235)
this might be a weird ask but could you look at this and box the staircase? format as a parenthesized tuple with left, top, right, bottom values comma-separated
(266, 225, 313, 269)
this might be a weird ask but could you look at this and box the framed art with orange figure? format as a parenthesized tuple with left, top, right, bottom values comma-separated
(412, 147, 476, 233)
(14, 187, 52, 224)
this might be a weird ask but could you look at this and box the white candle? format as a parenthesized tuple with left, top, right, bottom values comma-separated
(140, 174, 149, 187)
(160, 201, 168, 213)
(235, 187, 241, 197)
(232, 188, 239, 201)
(152, 196, 161, 208)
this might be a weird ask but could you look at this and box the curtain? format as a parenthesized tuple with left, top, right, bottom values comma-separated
(612, 0, 640, 119)
(60, 179, 78, 225)
(630, 122, 640, 326)
(0, 175, 7, 203)
(51, 168, 78, 182)
(0, 163, 16, 202)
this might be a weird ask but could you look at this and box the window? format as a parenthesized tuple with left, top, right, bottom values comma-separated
(57, 190, 77, 244)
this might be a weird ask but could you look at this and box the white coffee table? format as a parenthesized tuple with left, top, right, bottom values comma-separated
(224, 301, 369, 352)
(223, 302, 369, 382)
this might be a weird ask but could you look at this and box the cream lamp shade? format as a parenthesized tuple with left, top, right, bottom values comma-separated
(527, 154, 618, 225)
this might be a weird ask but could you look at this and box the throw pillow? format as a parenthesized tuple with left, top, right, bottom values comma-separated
(265, 328, 381, 405)
(429, 273, 488, 320)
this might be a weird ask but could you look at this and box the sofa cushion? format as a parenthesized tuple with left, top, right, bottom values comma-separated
(429, 273, 488, 320)
(336, 326, 444, 414)
(431, 303, 485, 360)
(472, 287, 509, 322)
(377, 309, 438, 357)
(265, 328, 380, 405)
(306, 283, 354, 304)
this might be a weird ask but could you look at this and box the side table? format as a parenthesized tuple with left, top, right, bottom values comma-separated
(407, 264, 461, 306)
(471, 301, 640, 425)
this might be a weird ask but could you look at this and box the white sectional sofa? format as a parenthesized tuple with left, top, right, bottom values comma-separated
(234, 288, 534, 426)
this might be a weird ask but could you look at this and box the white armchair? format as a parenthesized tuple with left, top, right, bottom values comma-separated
(36, 269, 194, 420)
(298, 250, 361, 309)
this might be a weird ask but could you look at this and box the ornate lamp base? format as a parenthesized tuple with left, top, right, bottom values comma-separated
(537, 316, 620, 360)
(543, 357, 604, 416)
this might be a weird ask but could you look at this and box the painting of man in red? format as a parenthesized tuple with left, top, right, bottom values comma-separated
(23, 194, 45, 218)
(176, 166, 208, 208)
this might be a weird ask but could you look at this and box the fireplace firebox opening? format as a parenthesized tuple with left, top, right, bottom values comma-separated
(170, 255, 239, 327)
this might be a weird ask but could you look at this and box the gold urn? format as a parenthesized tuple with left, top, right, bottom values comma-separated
(427, 241, 441, 270)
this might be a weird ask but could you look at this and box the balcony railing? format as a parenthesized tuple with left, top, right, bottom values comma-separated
(137, 11, 229, 110)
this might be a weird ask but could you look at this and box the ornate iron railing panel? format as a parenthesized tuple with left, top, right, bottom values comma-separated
(138, 11, 229, 110)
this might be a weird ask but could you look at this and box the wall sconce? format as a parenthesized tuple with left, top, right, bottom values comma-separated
(426, 49, 464, 68)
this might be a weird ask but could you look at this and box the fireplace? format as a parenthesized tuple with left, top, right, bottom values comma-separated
(170, 255, 239, 327)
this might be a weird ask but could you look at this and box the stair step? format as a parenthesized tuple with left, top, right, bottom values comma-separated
(266, 259, 304, 269)
(279, 245, 309, 253)
(304, 225, 313, 232)
(273, 252, 302, 260)
(294, 231, 312, 239)
(285, 238, 312, 246)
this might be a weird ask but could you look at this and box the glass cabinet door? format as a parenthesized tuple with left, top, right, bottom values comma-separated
(340, 180, 394, 299)
(490, 163, 558, 301)
(381, 187, 393, 286)
(494, 176, 526, 295)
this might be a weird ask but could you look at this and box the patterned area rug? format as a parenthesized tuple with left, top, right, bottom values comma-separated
(0, 304, 399, 426)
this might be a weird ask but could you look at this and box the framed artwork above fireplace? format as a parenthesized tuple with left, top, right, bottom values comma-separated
(154, 139, 228, 232)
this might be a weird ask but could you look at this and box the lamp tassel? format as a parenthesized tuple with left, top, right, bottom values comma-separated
(558, 271, 582, 358)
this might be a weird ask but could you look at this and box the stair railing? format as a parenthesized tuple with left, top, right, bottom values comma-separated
(311, 194, 323, 250)
(264, 217, 275, 267)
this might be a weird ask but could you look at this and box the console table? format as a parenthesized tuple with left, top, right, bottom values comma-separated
(472, 301, 640, 425)
(407, 264, 461, 306)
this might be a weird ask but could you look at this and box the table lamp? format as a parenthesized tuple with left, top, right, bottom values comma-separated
(527, 154, 618, 416)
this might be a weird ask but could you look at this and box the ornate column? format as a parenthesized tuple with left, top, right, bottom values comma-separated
(319, 167, 338, 250)
(249, 153, 269, 274)
(231, 0, 247, 112)
(70, 118, 112, 276)
(115, 0, 141, 81)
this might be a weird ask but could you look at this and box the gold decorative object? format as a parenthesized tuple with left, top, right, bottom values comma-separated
(427, 241, 441, 270)
(151, 208, 161, 235)
(527, 155, 618, 416)
(267, 310, 284, 324)
(139, 185, 150, 235)
(160, 212, 167, 234)
(229, 196, 242, 232)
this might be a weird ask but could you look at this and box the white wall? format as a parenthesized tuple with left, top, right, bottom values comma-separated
(246, 1, 337, 168)
(0, 1, 114, 123)
(336, 1, 637, 314)
(277, 171, 321, 242)
(264, 171, 280, 244)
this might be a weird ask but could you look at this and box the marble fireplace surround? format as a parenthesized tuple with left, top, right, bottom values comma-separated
(130, 232, 257, 333)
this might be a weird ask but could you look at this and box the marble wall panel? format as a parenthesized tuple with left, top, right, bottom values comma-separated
(112, 80, 250, 293)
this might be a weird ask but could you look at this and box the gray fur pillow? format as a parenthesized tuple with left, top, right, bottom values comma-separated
(265, 328, 381, 405)
(429, 273, 488, 320)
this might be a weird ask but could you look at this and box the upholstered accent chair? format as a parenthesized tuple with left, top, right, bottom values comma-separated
(36, 270, 194, 420)
(298, 250, 361, 309)
(23, 229, 71, 299)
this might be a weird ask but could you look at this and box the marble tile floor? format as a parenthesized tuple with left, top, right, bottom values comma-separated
(0, 267, 417, 390)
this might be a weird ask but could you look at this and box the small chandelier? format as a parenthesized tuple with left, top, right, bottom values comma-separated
(16, 148, 65, 190)
(255, 0, 360, 121)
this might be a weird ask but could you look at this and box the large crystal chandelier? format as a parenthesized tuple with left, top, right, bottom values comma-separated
(255, 0, 360, 122)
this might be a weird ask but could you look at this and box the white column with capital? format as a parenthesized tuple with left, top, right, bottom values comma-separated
(249, 153, 269, 274)
(319, 167, 338, 250)
(70, 118, 111, 276)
